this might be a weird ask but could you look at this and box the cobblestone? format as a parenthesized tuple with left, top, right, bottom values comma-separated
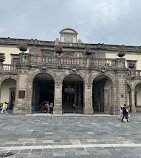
(0, 112, 141, 157)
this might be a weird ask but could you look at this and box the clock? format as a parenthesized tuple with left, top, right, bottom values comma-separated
(66, 36, 71, 42)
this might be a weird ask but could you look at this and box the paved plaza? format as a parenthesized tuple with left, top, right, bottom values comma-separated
(0, 112, 141, 158)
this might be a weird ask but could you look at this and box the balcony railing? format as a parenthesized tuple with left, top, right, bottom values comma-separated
(127, 70, 141, 78)
(0, 54, 127, 74)
(1, 64, 17, 74)
(29, 54, 117, 68)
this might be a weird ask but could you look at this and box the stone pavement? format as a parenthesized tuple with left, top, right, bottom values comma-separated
(0, 112, 141, 158)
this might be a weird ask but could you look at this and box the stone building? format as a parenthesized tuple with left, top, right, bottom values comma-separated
(0, 28, 141, 114)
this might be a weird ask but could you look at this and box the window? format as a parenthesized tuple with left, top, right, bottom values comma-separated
(127, 60, 137, 69)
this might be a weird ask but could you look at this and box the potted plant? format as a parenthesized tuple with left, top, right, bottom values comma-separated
(129, 63, 135, 69)
(55, 45, 63, 54)
(18, 44, 27, 52)
(117, 51, 125, 58)
(85, 48, 92, 56)
(0, 53, 5, 62)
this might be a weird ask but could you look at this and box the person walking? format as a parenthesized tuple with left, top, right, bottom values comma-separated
(1, 102, 8, 114)
(45, 101, 49, 113)
(50, 103, 53, 114)
(32, 103, 36, 113)
(73, 103, 76, 113)
(121, 104, 128, 122)
(62, 104, 64, 114)
(118, 107, 123, 120)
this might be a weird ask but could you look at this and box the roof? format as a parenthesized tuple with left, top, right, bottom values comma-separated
(59, 28, 78, 35)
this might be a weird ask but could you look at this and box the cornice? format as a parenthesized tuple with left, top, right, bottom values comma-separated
(0, 37, 141, 53)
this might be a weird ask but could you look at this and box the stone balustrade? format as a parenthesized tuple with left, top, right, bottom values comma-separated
(127, 70, 141, 78)
(0, 64, 17, 74)
(28, 54, 117, 68)
(0, 55, 127, 75)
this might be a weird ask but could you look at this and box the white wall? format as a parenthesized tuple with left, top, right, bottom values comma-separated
(0, 46, 29, 64)
(106, 52, 141, 70)
(135, 84, 141, 106)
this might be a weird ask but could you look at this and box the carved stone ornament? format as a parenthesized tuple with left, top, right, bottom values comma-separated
(69, 66, 79, 74)
(100, 67, 106, 73)
(41, 63, 47, 71)
(72, 66, 77, 72)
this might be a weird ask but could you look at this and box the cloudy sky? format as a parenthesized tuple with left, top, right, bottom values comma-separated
(0, 0, 141, 46)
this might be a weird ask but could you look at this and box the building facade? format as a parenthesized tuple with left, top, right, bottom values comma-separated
(0, 28, 141, 115)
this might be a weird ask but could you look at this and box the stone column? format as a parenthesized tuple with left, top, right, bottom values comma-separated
(14, 68, 32, 114)
(110, 84, 117, 115)
(131, 88, 136, 113)
(77, 83, 82, 113)
(53, 82, 62, 114)
(83, 85, 93, 114)
(114, 58, 127, 115)
(116, 72, 127, 115)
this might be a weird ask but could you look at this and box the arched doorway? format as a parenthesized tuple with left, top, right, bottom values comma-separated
(62, 74, 84, 113)
(0, 78, 16, 110)
(32, 73, 54, 113)
(93, 75, 113, 113)
(135, 83, 141, 112)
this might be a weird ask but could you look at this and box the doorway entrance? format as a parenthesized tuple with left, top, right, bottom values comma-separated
(32, 73, 54, 112)
(62, 74, 83, 113)
(93, 75, 112, 113)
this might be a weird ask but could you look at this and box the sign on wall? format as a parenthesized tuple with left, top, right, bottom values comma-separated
(18, 90, 25, 98)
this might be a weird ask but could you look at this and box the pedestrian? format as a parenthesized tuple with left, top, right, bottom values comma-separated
(73, 103, 76, 113)
(121, 104, 128, 122)
(45, 101, 49, 113)
(62, 104, 64, 114)
(1, 102, 8, 114)
(32, 103, 36, 113)
(118, 107, 123, 120)
(50, 103, 53, 114)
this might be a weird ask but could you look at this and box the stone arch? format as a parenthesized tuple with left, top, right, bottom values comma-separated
(133, 80, 141, 90)
(62, 72, 84, 113)
(92, 73, 114, 114)
(91, 72, 114, 86)
(61, 71, 86, 85)
(29, 69, 56, 86)
(32, 71, 55, 113)
(0, 76, 16, 108)
(0, 75, 17, 86)
(127, 81, 132, 89)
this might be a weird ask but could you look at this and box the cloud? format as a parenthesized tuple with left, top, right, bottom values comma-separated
(0, 0, 141, 45)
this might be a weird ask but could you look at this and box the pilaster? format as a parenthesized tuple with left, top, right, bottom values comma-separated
(14, 66, 32, 114)
(53, 83, 62, 114)
(83, 85, 93, 115)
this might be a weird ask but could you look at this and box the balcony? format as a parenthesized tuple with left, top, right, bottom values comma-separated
(0, 54, 131, 75)
(127, 70, 141, 79)
(0, 64, 17, 74)
(19, 54, 119, 69)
